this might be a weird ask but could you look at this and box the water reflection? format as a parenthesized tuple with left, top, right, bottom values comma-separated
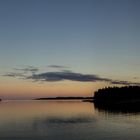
(0, 101, 140, 140)
(94, 101, 140, 114)
(0, 101, 97, 139)
(0, 101, 96, 123)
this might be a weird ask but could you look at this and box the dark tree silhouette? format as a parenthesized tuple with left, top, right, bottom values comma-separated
(93, 86, 140, 113)
(94, 86, 140, 101)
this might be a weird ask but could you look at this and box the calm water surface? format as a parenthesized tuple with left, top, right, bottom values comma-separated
(0, 100, 140, 140)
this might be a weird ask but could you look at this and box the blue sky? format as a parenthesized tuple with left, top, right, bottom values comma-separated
(0, 0, 140, 99)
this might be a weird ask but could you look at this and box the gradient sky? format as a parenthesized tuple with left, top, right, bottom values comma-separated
(0, 0, 140, 99)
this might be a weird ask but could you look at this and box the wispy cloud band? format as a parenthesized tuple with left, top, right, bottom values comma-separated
(27, 71, 111, 82)
(3, 66, 140, 86)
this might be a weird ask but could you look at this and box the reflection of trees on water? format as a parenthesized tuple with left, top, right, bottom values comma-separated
(94, 101, 140, 114)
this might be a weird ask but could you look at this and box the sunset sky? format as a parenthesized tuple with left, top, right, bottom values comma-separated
(0, 0, 140, 99)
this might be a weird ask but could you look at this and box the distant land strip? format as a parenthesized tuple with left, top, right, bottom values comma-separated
(35, 97, 93, 100)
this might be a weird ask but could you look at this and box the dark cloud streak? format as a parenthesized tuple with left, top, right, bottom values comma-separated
(47, 65, 69, 69)
(3, 67, 140, 86)
(14, 66, 39, 73)
(27, 71, 140, 86)
(111, 80, 140, 86)
(3, 73, 26, 78)
(27, 71, 111, 82)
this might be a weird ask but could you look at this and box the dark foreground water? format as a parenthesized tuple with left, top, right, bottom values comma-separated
(0, 100, 140, 140)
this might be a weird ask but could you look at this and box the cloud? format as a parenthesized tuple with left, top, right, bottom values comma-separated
(111, 80, 140, 86)
(3, 73, 26, 78)
(3, 66, 140, 86)
(14, 66, 39, 73)
(27, 71, 140, 86)
(3, 66, 38, 78)
(27, 71, 111, 82)
(47, 65, 69, 69)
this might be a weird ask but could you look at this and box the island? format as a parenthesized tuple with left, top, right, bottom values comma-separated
(93, 86, 140, 112)
(94, 86, 140, 102)
(35, 96, 93, 101)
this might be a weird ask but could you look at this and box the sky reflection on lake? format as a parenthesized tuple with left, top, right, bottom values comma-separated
(0, 101, 140, 140)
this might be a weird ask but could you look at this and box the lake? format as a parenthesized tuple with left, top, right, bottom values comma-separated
(0, 100, 140, 140)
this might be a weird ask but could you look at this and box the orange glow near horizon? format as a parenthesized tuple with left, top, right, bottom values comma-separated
(0, 78, 107, 99)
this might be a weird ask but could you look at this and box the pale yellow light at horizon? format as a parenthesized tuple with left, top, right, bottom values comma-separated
(0, 78, 107, 99)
